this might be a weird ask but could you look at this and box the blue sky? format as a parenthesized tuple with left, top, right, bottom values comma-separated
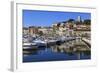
(23, 10, 91, 27)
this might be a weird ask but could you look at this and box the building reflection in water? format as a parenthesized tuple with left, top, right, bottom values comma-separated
(23, 38, 91, 62)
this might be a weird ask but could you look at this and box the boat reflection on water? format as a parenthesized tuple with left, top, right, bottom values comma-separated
(23, 38, 91, 62)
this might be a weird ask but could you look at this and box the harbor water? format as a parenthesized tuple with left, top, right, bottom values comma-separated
(23, 38, 91, 62)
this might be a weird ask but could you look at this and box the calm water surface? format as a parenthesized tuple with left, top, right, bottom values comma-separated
(23, 39, 91, 62)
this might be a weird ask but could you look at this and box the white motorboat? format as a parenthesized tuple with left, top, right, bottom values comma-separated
(23, 42, 36, 46)
(32, 39, 47, 47)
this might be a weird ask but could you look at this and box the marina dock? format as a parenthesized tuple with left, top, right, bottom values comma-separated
(81, 38, 91, 48)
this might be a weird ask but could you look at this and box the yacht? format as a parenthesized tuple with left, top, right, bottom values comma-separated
(32, 39, 47, 47)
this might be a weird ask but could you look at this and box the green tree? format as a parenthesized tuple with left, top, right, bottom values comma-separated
(84, 19, 91, 25)
(38, 31, 43, 36)
(67, 19, 75, 23)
